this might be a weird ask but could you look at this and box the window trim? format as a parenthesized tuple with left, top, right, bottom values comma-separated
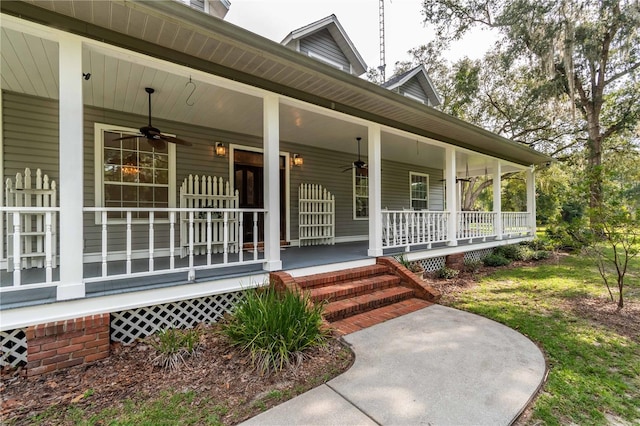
(409, 172, 429, 210)
(353, 167, 369, 220)
(94, 122, 176, 224)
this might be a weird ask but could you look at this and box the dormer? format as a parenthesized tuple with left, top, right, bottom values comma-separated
(382, 65, 442, 107)
(175, 0, 231, 19)
(281, 15, 367, 76)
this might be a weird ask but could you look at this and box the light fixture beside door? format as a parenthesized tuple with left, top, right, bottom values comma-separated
(292, 154, 303, 166)
(215, 142, 227, 157)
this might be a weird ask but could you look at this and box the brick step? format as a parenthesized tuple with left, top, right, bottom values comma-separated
(309, 274, 401, 303)
(296, 264, 390, 289)
(330, 298, 433, 335)
(322, 286, 415, 322)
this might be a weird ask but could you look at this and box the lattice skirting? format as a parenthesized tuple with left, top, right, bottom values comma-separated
(111, 291, 245, 344)
(1, 329, 27, 368)
(415, 256, 446, 272)
(464, 248, 494, 263)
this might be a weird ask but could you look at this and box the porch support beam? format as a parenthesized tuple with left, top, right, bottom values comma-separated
(445, 147, 458, 246)
(367, 124, 383, 257)
(526, 166, 536, 235)
(57, 34, 85, 300)
(262, 94, 282, 271)
(493, 160, 502, 240)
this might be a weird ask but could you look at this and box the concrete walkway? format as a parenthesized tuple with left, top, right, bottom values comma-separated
(241, 305, 546, 426)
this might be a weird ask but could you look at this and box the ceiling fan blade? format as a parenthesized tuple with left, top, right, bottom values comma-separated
(112, 134, 142, 142)
(158, 134, 193, 146)
(341, 166, 354, 172)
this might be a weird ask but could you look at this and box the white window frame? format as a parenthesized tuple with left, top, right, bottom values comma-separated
(409, 172, 429, 210)
(94, 123, 176, 224)
(403, 92, 426, 104)
(308, 51, 346, 71)
(353, 167, 369, 220)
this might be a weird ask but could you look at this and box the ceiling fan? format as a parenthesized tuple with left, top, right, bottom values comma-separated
(114, 87, 193, 150)
(341, 137, 367, 172)
(439, 162, 472, 183)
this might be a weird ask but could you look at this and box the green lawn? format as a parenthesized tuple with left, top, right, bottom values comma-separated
(442, 253, 640, 425)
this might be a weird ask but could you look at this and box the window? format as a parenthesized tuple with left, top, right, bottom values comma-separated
(95, 123, 176, 221)
(353, 167, 368, 219)
(410, 172, 429, 210)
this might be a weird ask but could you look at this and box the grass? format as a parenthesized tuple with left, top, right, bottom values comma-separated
(443, 252, 640, 425)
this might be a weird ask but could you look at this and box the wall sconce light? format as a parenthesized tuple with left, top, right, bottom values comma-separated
(292, 154, 304, 166)
(215, 142, 227, 157)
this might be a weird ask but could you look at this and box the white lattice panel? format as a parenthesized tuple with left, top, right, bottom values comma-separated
(416, 256, 446, 272)
(1, 329, 27, 368)
(465, 249, 493, 263)
(111, 292, 244, 344)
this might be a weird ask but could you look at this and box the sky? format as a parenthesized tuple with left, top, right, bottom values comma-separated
(225, 0, 499, 75)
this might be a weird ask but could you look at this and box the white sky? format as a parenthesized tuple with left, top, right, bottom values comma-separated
(225, 0, 499, 74)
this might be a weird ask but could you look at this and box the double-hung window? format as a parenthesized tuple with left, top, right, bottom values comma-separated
(410, 172, 429, 210)
(95, 123, 176, 221)
(353, 167, 369, 219)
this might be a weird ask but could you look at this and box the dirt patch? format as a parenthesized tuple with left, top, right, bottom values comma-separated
(560, 297, 640, 343)
(1, 325, 354, 425)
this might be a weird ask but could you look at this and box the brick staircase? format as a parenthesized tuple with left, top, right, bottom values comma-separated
(272, 259, 441, 335)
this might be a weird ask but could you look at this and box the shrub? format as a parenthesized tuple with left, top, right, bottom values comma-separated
(494, 244, 534, 261)
(483, 254, 511, 267)
(463, 259, 483, 273)
(532, 250, 552, 260)
(436, 267, 459, 279)
(222, 286, 329, 375)
(522, 237, 557, 252)
(394, 254, 423, 273)
(149, 327, 203, 371)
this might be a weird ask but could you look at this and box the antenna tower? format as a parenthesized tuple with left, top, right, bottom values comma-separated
(378, 0, 386, 82)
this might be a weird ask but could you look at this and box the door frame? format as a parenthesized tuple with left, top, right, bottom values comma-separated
(228, 144, 291, 243)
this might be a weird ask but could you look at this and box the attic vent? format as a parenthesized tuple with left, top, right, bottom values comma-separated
(308, 51, 345, 71)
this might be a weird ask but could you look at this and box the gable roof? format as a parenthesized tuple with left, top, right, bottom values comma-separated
(281, 14, 367, 76)
(382, 65, 442, 106)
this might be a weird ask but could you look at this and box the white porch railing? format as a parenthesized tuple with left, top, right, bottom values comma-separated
(83, 207, 266, 283)
(456, 211, 497, 241)
(502, 212, 531, 236)
(382, 210, 449, 249)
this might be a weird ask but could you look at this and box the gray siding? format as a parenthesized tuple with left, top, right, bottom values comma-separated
(2, 92, 446, 253)
(190, 0, 205, 11)
(299, 29, 350, 72)
(401, 79, 429, 105)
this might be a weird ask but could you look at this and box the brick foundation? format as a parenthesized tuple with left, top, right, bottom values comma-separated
(445, 253, 465, 270)
(25, 314, 110, 377)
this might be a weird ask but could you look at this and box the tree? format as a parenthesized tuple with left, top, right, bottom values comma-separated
(422, 0, 640, 221)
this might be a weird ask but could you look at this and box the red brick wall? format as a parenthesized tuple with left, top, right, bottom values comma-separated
(25, 314, 110, 377)
(445, 253, 465, 270)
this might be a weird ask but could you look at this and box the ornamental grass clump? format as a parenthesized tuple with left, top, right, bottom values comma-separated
(222, 286, 329, 375)
(149, 327, 203, 371)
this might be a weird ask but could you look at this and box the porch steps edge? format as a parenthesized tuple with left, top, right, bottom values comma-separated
(322, 286, 415, 322)
(296, 264, 389, 289)
(308, 274, 401, 303)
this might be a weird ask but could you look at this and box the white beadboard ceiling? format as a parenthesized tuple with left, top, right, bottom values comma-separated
(0, 20, 513, 174)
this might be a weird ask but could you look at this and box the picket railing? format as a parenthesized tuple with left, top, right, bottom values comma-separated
(502, 212, 531, 236)
(456, 211, 497, 241)
(299, 184, 335, 246)
(381, 210, 449, 249)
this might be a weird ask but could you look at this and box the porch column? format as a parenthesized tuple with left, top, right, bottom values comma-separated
(445, 147, 458, 246)
(493, 160, 502, 240)
(57, 34, 85, 300)
(526, 166, 536, 235)
(262, 94, 282, 271)
(367, 124, 383, 257)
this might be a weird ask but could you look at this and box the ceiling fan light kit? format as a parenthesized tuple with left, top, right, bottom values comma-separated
(341, 137, 367, 172)
(113, 87, 194, 150)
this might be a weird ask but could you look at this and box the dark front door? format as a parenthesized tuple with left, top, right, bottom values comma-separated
(234, 150, 286, 244)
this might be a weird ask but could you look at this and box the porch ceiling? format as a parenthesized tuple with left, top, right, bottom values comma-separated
(0, 0, 550, 169)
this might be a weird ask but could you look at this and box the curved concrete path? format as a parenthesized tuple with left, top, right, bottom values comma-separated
(241, 305, 546, 426)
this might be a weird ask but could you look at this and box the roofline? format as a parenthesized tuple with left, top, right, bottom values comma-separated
(0, 0, 551, 166)
(385, 65, 442, 106)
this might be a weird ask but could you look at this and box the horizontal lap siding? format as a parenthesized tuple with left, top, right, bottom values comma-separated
(381, 160, 444, 210)
(299, 29, 350, 72)
(401, 80, 428, 104)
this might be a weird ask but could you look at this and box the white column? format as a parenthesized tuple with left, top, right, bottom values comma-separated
(526, 166, 536, 235)
(367, 124, 383, 257)
(57, 34, 85, 300)
(262, 94, 282, 271)
(445, 147, 458, 246)
(493, 160, 502, 240)
(0, 88, 4, 263)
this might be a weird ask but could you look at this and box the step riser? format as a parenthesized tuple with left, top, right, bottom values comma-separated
(297, 265, 390, 289)
(310, 276, 401, 303)
(323, 290, 414, 322)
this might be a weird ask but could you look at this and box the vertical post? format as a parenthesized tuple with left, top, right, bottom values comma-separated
(367, 124, 383, 257)
(445, 147, 458, 246)
(12, 212, 21, 286)
(493, 160, 502, 240)
(0, 88, 4, 264)
(57, 34, 85, 300)
(263, 94, 282, 271)
(526, 166, 536, 235)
